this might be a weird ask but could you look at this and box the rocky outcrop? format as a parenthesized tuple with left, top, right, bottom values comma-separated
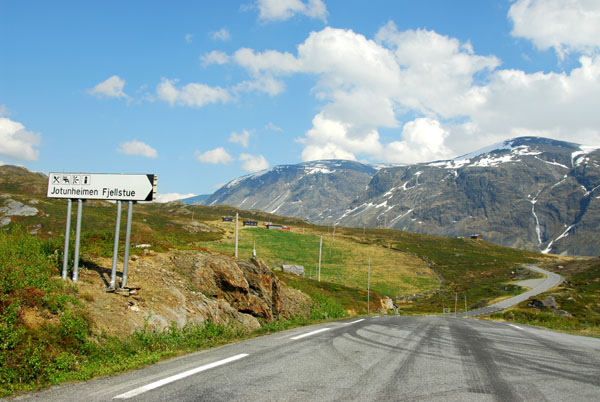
(0, 199, 38, 216)
(78, 251, 311, 337)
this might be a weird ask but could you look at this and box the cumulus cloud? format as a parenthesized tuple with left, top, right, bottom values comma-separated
(382, 118, 453, 163)
(0, 117, 41, 161)
(155, 193, 196, 203)
(233, 25, 497, 162)
(185, 33, 193, 43)
(240, 153, 269, 172)
(229, 20, 600, 163)
(89, 75, 129, 99)
(211, 28, 231, 41)
(157, 78, 231, 108)
(196, 147, 233, 164)
(255, 0, 327, 22)
(509, 0, 600, 58)
(117, 140, 158, 158)
(200, 50, 230, 66)
(228, 130, 251, 148)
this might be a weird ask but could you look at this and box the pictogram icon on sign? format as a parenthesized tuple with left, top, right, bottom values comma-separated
(82, 175, 90, 185)
(72, 175, 81, 185)
(52, 175, 60, 184)
(62, 175, 70, 184)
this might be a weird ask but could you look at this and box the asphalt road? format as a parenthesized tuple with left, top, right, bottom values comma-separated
(459, 264, 563, 317)
(10, 315, 600, 402)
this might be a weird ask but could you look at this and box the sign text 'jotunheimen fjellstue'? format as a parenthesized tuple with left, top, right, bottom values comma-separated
(47, 173, 157, 201)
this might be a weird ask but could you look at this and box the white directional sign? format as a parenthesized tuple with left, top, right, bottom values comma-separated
(47, 173, 157, 201)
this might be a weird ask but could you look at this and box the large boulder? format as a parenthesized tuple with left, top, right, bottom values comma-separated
(169, 252, 290, 321)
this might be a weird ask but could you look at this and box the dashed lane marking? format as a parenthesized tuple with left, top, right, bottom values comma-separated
(290, 328, 331, 340)
(113, 354, 249, 399)
(347, 319, 365, 324)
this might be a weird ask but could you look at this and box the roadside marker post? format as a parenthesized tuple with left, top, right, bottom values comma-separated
(318, 235, 323, 282)
(367, 256, 371, 315)
(455, 292, 458, 317)
(47, 173, 156, 287)
(235, 212, 239, 258)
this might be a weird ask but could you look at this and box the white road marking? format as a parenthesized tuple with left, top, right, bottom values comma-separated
(290, 327, 331, 340)
(347, 319, 365, 324)
(113, 354, 249, 399)
(372, 316, 380, 319)
(508, 324, 524, 330)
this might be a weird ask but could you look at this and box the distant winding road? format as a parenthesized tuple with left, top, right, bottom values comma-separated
(459, 264, 563, 317)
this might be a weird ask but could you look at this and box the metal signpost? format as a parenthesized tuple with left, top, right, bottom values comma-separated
(47, 173, 157, 288)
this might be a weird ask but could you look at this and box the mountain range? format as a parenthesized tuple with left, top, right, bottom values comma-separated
(186, 137, 600, 256)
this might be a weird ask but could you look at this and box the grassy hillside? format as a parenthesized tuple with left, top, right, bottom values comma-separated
(198, 221, 438, 297)
(334, 226, 546, 314)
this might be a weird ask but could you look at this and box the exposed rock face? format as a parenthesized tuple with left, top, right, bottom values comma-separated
(170, 253, 287, 321)
(200, 137, 600, 256)
(0, 199, 38, 216)
(78, 251, 310, 337)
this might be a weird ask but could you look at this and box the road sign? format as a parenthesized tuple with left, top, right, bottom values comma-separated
(47, 173, 157, 201)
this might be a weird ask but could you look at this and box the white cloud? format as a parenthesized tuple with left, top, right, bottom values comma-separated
(228, 21, 600, 163)
(455, 55, 600, 148)
(157, 78, 231, 108)
(382, 118, 453, 163)
(509, 0, 600, 58)
(234, 25, 494, 162)
(185, 33, 193, 43)
(300, 113, 380, 161)
(240, 153, 269, 172)
(89, 75, 129, 99)
(229, 130, 251, 148)
(211, 28, 231, 41)
(0, 117, 40, 161)
(255, 0, 327, 22)
(200, 50, 230, 66)
(155, 193, 196, 203)
(234, 74, 286, 96)
(117, 140, 158, 158)
(196, 147, 233, 164)
(265, 122, 283, 131)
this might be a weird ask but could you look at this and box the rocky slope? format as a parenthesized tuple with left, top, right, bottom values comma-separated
(197, 137, 600, 256)
(76, 251, 310, 337)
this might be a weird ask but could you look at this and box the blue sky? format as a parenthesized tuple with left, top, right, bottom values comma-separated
(2, 0, 600, 201)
